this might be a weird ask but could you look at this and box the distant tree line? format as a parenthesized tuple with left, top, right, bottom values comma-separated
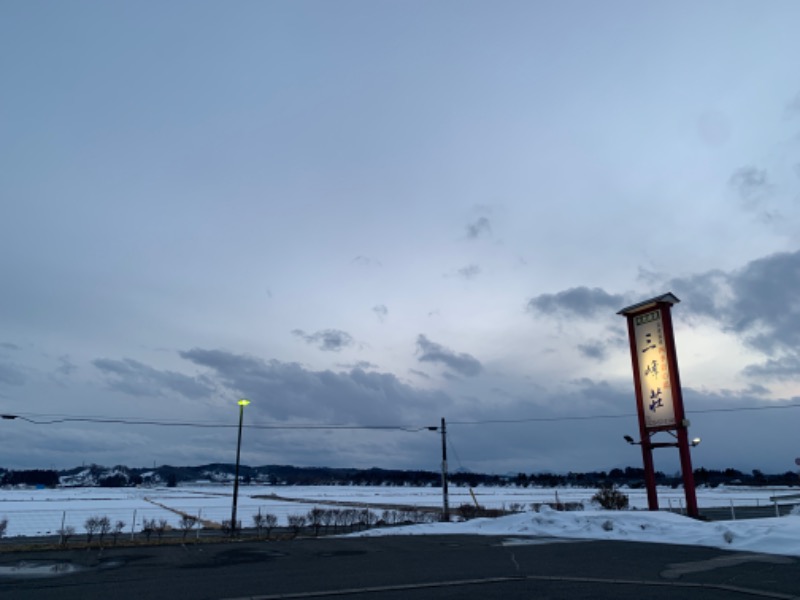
(1, 464, 797, 489)
(1, 469, 60, 487)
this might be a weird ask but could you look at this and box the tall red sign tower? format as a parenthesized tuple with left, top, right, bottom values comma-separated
(618, 293, 699, 518)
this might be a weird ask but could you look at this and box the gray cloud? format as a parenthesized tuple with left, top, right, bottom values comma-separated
(577, 327, 628, 362)
(457, 264, 481, 280)
(337, 360, 378, 370)
(292, 329, 354, 352)
(408, 369, 431, 380)
(92, 358, 214, 398)
(696, 110, 730, 147)
(466, 217, 491, 239)
(578, 341, 608, 361)
(416, 335, 482, 377)
(56, 355, 77, 376)
(786, 92, 800, 117)
(527, 286, 626, 317)
(744, 383, 771, 396)
(3, 344, 799, 474)
(670, 250, 800, 355)
(729, 166, 772, 209)
(352, 255, 382, 267)
(530, 251, 800, 378)
(743, 356, 800, 381)
(0, 342, 20, 351)
(372, 305, 388, 322)
(660, 270, 729, 319)
(179, 348, 448, 423)
(665, 250, 800, 385)
(0, 362, 25, 386)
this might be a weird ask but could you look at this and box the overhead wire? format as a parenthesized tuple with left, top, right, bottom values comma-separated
(3, 401, 800, 431)
(0, 413, 428, 432)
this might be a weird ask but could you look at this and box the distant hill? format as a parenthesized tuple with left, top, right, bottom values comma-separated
(0, 464, 797, 489)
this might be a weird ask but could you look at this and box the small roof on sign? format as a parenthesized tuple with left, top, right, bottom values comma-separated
(616, 292, 681, 316)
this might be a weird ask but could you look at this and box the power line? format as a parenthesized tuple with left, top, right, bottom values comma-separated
(4, 401, 800, 431)
(689, 403, 800, 415)
(448, 413, 633, 426)
(1, 413, 427, 432)
(449, 402, 800, 426)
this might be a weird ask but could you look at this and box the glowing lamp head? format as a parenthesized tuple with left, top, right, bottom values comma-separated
(238, 399, 251, 407)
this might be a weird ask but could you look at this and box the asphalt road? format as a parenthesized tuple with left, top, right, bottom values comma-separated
(0, 535, 798, 600)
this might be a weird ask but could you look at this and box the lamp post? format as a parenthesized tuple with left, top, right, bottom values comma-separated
(230, 398, 250, 535)
(625, 433, 701, 449)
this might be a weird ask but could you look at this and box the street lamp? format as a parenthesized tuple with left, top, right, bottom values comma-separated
(230, 398, 250, 535)
(624, 433, 701, 448)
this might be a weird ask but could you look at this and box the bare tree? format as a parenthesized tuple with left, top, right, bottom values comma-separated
(321, 509, 335, 533)
(358, 509, 378, 530)
(263, 513, 277, 538)
(142, 518, 156, 541)
(179, 514, 198, 541)
(422, 511, 438, 524)
(111, 520, 125, 545)
(155, 519, 169, 542)
(342, 509, 358, 531)
(252, 510, 266, 538)
(333, 509, 345, 531)
(252, 510, 278, 538)
(97, 516, 111, 543)
(307, 507, 325, 536)
(221, 519, 240, 535)
(0, 517, 7, 539)
(84, 516, 101, 543)
(58, 525, 75, 546)
(287, 514, 306, 538)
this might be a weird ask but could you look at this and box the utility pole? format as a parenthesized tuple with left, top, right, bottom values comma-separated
(440, 417, 449, 522)
(231, 399, 250, 535)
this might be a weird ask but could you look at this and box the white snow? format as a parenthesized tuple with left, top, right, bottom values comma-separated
(1, 484, 800, 557)
(351, 505, 800, 558)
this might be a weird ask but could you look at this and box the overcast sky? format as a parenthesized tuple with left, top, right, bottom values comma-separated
(2, 1, 800, 476)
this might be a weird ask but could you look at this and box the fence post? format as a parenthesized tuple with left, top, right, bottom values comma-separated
(131, 509, 137, 540)
(775, 500, 780, 518)
(730, 500, 736, 520)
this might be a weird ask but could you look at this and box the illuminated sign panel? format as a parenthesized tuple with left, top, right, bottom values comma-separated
(633, 309, 676, 429)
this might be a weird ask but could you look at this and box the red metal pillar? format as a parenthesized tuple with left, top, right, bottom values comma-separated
(640, 437, 659, 511)
(676, 428, 699, 517)
(660, 306, 699, 518)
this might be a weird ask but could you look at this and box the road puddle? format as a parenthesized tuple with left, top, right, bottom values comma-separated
(0, 561, 84, 578)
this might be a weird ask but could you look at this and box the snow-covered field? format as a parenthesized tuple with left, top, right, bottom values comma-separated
(2, 484, 799, 557)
